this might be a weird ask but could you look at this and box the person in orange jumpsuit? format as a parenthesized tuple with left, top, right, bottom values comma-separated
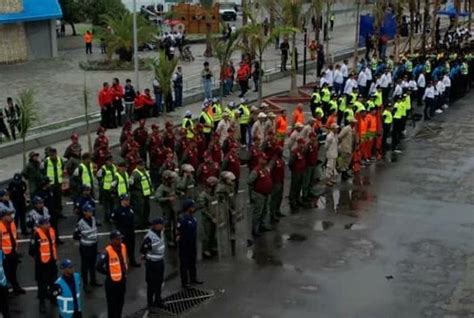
(291, 103, 305, 127)
(275, 110, 288, 145)
(357, 109, 369, 165)
(366, 107, 378, 161)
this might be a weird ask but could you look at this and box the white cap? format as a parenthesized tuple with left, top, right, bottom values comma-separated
(258, 112, 267, 119)
(228, 101, 236, 108)
(240, 98, 246, 103)
(185, 110, 192, 117)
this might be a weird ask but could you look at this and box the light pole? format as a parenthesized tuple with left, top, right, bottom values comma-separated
(133, 0, 139, 91)
(303, 28, 307, 85)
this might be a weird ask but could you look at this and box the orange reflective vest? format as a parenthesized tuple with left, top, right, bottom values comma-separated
(83, 33, 93, 44)
(105, 244, 128, 282)
(0, 222, 16, 255)
(358, 116, 369, 136)
(367, 114, 377, 134)
(276, 116, 288, 134)
(35, 227, 57, 263)
(292, 110, 304, 125)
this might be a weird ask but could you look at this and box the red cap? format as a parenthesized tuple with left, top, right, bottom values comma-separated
(309, 132, 316, 138)
(297, 137, 306, 144)
(165, 121, 173, 128)
(203, 150, 211, 158)
(151, 124, 159, 130)
(97, 127, 106, 135)
(260, 153, 269, 160)
(139, 118, 146, 126)
(71, 133, 79, 140)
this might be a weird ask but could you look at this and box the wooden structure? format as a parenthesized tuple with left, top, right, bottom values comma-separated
(171, 3, 220, 34)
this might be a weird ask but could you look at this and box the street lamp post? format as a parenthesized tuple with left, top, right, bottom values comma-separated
(303, 28, 307, 85)
(133, 0, 139, 91)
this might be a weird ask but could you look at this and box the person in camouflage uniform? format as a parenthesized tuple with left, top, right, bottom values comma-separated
(155, 170, 178, 247)
(196, 176, 218, 258)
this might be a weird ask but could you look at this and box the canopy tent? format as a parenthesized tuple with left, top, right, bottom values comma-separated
(0, 0, 62, 24)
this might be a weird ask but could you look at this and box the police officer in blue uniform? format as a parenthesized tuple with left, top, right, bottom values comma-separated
(111, 194, 141, 267)
(52, 259, 82, 318)
(73, 204, 101, 293)
(177, 199, 203, 288)
(26, 196, 51, 229)
(140, 217, 165, 311)
(73, 185, 99, 226)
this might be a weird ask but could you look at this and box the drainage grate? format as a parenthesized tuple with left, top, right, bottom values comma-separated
(157, 287, 215, 316)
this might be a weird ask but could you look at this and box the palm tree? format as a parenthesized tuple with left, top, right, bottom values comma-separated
(393, 0, 406, 62)
(309, 0, 323, 42)
(17, 89, 39, 167)
(431, 0, 441, 47)
(241, 11, 297, 103)
(324, 0, 335, 57)
(421, 0, 430, 54)
(212, 29, 242, 98)
(373, 0, 388, 58)
(200, 0, 215, 57)
(150, 51, 178, 114)
(101, 11, 155, 62)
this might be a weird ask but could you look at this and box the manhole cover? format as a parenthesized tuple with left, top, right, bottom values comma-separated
(157, 287, 215, 316)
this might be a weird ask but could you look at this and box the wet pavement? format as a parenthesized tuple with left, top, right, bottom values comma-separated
(8, 92, 474, 317)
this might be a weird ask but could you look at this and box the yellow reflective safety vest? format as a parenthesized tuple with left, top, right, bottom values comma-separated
(212, 103, 223, 122)
(80, 163, 94, 187)
(344, 108, 354, 121)
(329, 100, 338, 111)
(239, 104, 250, 124)
(382, 109, 393, 124)
(182, 117, 194, 139)
(338, 96, 347, 111)
(374, 91, 383, 107)
(393, 102, 404, 119)
(115, 171, 129, 196)
(321, 88, 331, 102)
(46, 157, 63, 184)
(200, 111, 213, 133)
(134, 169, 152, 196)
(101, 164, 117, 191)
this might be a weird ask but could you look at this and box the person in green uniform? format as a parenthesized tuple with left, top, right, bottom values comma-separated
(155, 170, 178, 246)
(130, 159, 152, 229)
(22, 151, 43, 199)
(196, 176, 218, 258)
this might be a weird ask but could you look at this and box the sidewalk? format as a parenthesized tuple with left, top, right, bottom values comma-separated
(0, 24, 359, 128)
(0, 73, 304, 184)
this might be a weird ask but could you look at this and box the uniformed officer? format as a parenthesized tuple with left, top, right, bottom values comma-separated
(176, 164, 196, 200)
(35, 177, 64, 242)
(288, 138, 307, 213)
(111, 194, 141, 268)
(0, 248, 9, 317)
(97, 156, 116, 223)
(196, 151, 219, 186)
(73, 204, 101, 292)
(130, 159, 152, 229)
(52, 259, 83, 318)
(26, 196, 51, 230)
(133, 119, 149, 162)
(96, 230, 128, 318)
(0, 209, 25, 295)
(41, 148, 65, 220)
(140, 218, 166, 311)
(197, 176, 218, 258)
(382, 103, 393, 156)
(216, 171, 237, 235)
(269, 147, 286, 222)
(73, 152, 96, 198)
(248, 154, 273, 237)
(177, 199, 203, 288)
(113, 162, 130, 204)
(302, 133, 319, 202)
(28, 216, 58, 314)
(73, 185, 96, 222)
(156, 170, 178, 247)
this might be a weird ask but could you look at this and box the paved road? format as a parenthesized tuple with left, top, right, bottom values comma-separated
(7, 91, 474, 317)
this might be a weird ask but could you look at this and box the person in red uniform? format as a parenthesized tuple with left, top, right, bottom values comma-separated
(133, 119, 149, 162)
(236, 61, 250, 98)
(133, 91, 145, 120)
(94, 127, 109, 153)
(262, 130, 278, 158)
(163, 121, 175, 151)
(98, 82, 114, 129)
(288, 138, 307, 213)
(159, 149, 177, 179)
(120, 120, 133, 144)
(248, 136, 263, 172)
(269, 146, 286, 222)
(126, 151, 139, 175)
(208, 133, 222, 163)
(248, 154, 273, 236)
(176, 129, 189, 163)
(222, 143, 241, 193)
(302, 132, 319, 201)
(196, 151, 219, 186)
(141, 88, 155, 118)
(222, 127, 237, 156)
(180, 139, 199, 171)
(94, 145, 110, 169)
(194, 124, 207, 159)
(111, 78, 124, 127)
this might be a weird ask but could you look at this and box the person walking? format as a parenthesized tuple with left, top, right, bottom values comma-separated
(7, 174, 28, 235)
(0, 209, 25, 295)
(280, 39, 290, 72)
(140, 218, 166, 311)
(52, 259, 83, 318)
(73, 204, 101, 293)
(5, 97, 20, 140)
(130, 160, 152, 229)
(29, 216, 58, 314)
(111, 194, 141, 267)
(96, 230, 128, 318)
(177, 199, 203, 288)
(83, 30, 93, 54)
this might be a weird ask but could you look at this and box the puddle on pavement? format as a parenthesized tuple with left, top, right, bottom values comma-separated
(313, 220, 334, 231)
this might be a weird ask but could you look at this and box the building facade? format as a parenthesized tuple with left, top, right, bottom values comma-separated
(0, 0, 62, 64)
